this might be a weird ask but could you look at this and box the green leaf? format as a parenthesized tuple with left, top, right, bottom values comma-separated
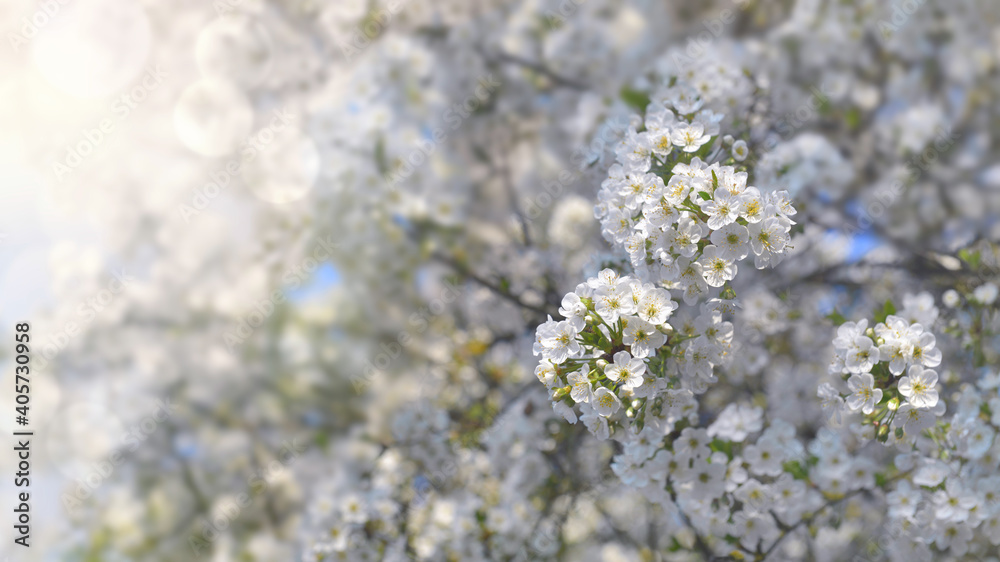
(696, 140, 714, 160)
(313, 430, 329, 450)
(620, 86, 650, 111)
(817, 96, 832, 116)
(783, 460, 809, 480)
(959, 248, 981, 269)
(711, 169, 719, 190)
(845, 107, 862, 130)
(874, 300, 896, 323)
(826, 309, 847, 326)
(697, 191, 712, 201)
(709, 438, 733, 459)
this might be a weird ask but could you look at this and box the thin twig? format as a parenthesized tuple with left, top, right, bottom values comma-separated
(475, 46, 589, 90)
(431, 251, 559, 318)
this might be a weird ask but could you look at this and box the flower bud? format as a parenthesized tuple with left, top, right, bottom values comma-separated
(552, 386, 570, 400)
(887, 397, 900, 411)
(596, 359, 609, 370)
(876, 424, 890, 442)
(895, 427, 905, 439)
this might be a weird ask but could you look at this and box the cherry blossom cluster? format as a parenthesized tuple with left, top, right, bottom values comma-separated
(824, 313, 945, 444)
(608, 395, 894, 558)
(533, 265, 760, 441)
(534, 90, 800, 445)
(594, 93, 797, 305)
(534, 270, 676, 438)
(869, 371, 1000, 559)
